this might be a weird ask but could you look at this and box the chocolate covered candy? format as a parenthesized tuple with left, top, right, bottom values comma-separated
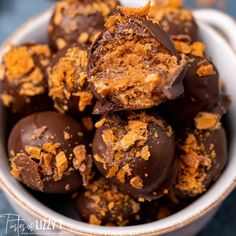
(48, 0, 119, 51)
(174, 120, 227, 198)
(92, 111, 177, 200)
(75, 177, 140, 226)
(149, 0, 198, 42)
(0, 44, 52, 114)
(8, 111, 93, 194)
(165, 40, 222, 125)
(48, 44, 93, 115)
(88, 8, 186, 114)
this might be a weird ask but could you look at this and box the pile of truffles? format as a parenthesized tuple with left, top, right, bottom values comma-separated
(0, 0, 230, 226)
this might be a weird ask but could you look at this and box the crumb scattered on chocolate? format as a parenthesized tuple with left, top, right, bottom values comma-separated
(48, 46, 93, 113)
(78, 178, 140, 226)
(194, 112, 220, 130)
(94, 112, 174, 191)
(1, 44, 51, 108)
(174, 41, 205, 57)
(130, 176, 143, 189)
(174, 129, 217, 197)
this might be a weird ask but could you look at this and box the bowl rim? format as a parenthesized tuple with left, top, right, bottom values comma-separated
(1, 8, 236, 236)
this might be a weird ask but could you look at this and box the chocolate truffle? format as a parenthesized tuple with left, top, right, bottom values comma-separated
(88, 8, 186, 114)
(48, 44, 93, 115)
(92, 111, 177, 200)
(165, 40, 221, 125)
(149, 0, 198, 42)
(75, 177, 141, 226)
(8, 111, 93, 194)
(174, 121, 227, 198)
(48, 0, 119, 51)
(0, 44, 52, 114)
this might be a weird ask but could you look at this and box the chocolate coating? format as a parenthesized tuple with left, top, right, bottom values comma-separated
(8, 111, 93, 194)
(165, 41, 220, 125)
(174, 124, 227, 198)
(48, 44, 94, 115)
(149, 3, 198, 42)
(75, 177, 141, 226)
(48, 0, 119, 51)
(88, 13, 186, 114)
(0, 44, 53, 114)
(92, 112, 177, 200)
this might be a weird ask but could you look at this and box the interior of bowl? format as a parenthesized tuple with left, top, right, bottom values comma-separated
(0, 9, 236, 236)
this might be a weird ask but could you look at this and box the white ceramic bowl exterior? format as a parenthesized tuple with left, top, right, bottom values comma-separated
(0, 7, 236, 236)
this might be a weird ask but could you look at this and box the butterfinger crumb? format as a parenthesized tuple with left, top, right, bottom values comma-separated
(196, 63, 214, 77)
(194, 112, 220, 130)
(95, 118, 107, 128)
(106, 166, 119, 178)
(191, 42, 205, 57)
(55, 151, 68, 177)
(130, 176, 143, 189)
(64, 131, 71, 140)
(73, 145, 86, 170)
(25, 146, 41, 159)
(89, 214, 102, 225)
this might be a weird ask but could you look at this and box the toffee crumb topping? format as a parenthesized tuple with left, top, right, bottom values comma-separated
(50, 0, 118, 48)
(10, 124, 91, 185)
(148, 0, 194, 38)
(1, 44, 51, 107)
(174, 129, 217, 197)
(79, 178, 140, 226)
(48, 46, 93, 113)
(194, 112, 220, 130)
(174, 41, 205, 57)
(95, 112, 173, 190)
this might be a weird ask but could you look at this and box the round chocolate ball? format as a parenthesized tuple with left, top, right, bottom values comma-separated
(8, 111, 93, 194)
(75, 177, 141, 226)
(88, 11, 187, 114)
(0, 44, 53, 114)
(165, 40, 220, 125)
(48, 44, 93, 115)
(48, 0, 119, 51)
(174, 123, 227, 198)
(149, 1, 198, 42)
(92, 111, 177, 200)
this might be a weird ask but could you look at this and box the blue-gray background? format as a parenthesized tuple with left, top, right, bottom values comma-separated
(0, 0, 236, 235)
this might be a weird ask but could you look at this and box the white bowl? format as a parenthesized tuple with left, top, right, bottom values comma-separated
(0, 7, 236, 236)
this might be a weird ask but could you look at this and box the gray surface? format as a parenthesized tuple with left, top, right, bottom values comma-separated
(0, 0, 236, 235)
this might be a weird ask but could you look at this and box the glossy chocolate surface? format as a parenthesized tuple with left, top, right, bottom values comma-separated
(8, 111, 93, 194)
(149, 5, 198, 42)
(165, 54, 220, 125)
(0, 44, 53, 114)
(48, 0, 119, 51)
(92, 112, 177, 200)
(174, 124, 227, 198)
(75, 177, 141, 226)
